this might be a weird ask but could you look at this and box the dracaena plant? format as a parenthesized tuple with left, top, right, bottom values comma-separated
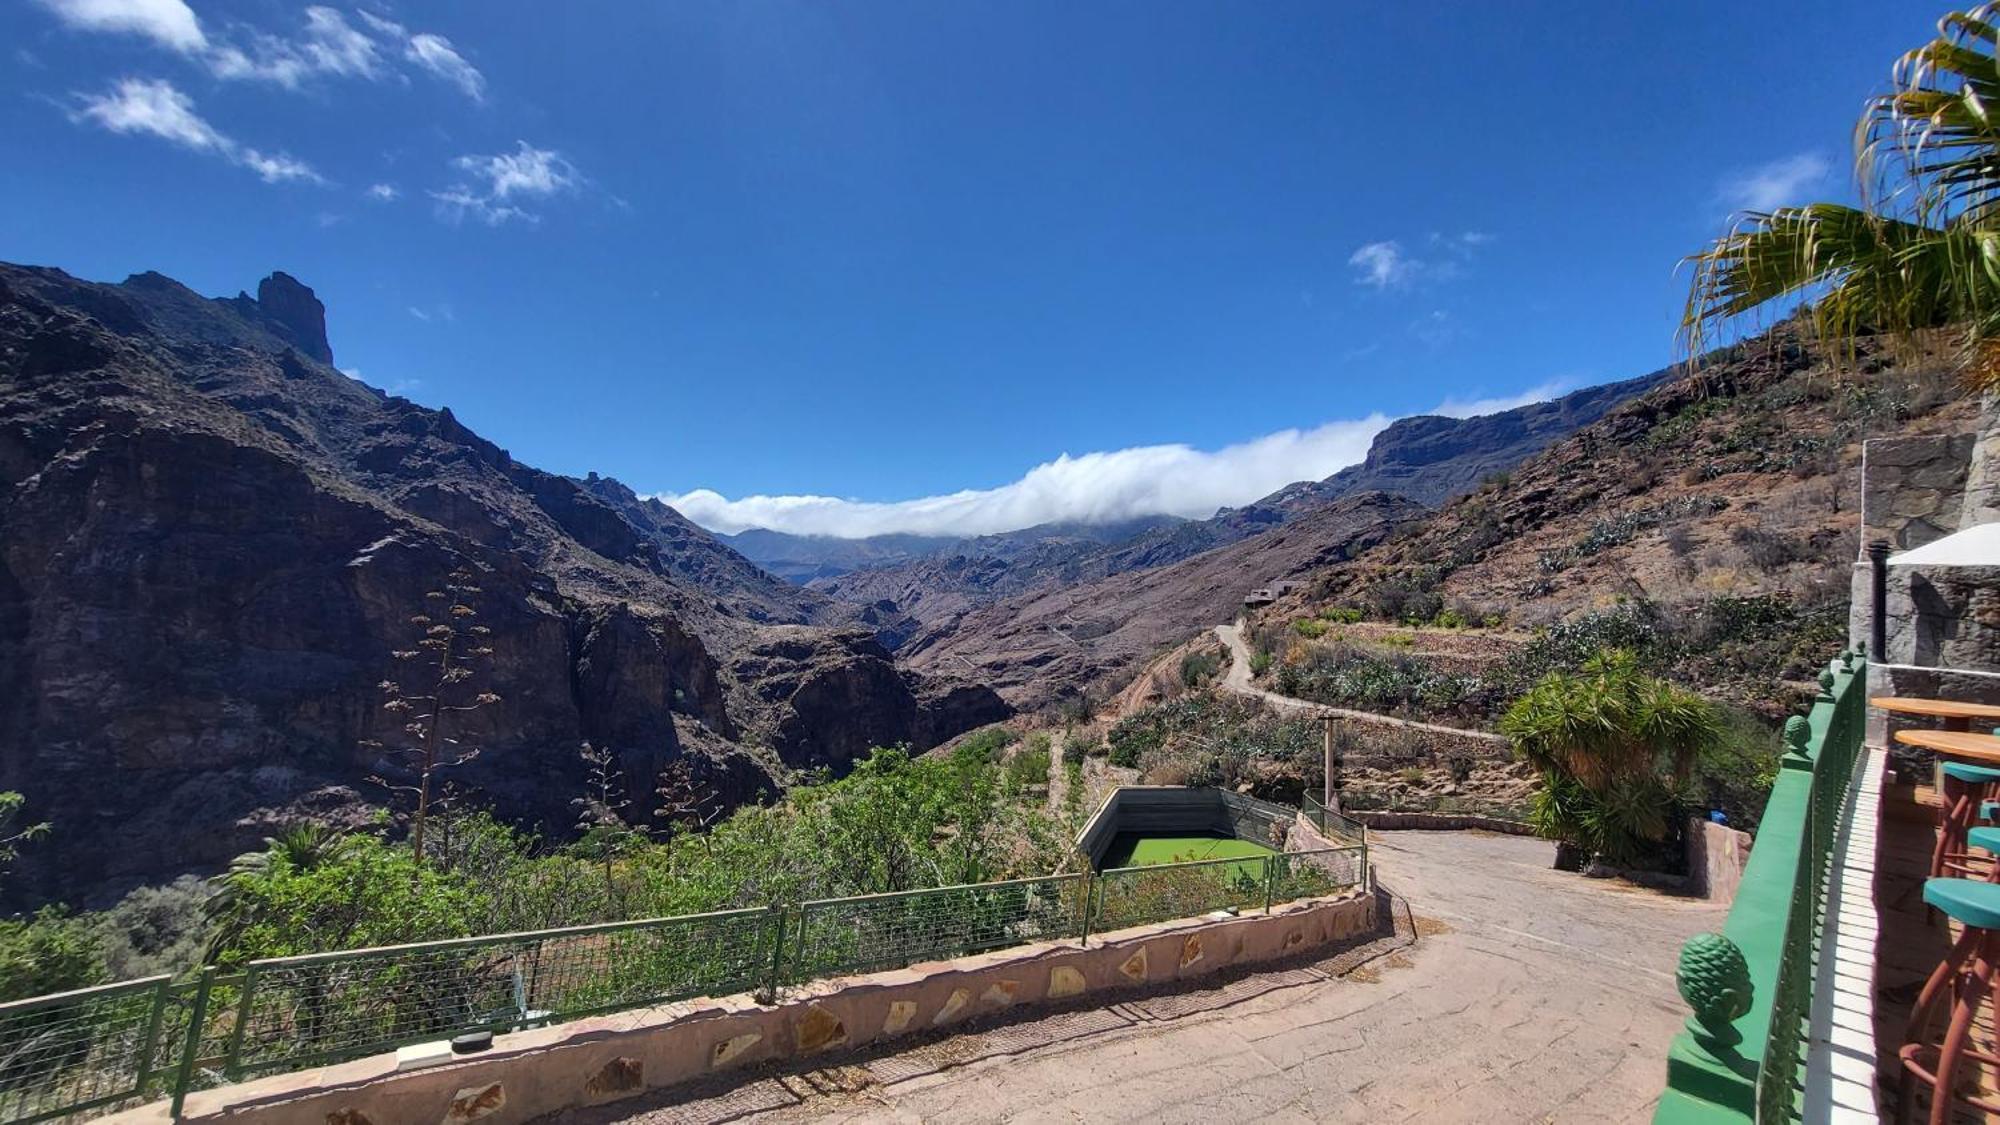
(1685, 5, 2000, 388)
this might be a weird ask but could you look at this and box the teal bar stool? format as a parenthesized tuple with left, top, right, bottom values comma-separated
(1931, 763, 2000, 880)
(1983, 800, 2000, 823)
(1899, 878, 2000, 1124)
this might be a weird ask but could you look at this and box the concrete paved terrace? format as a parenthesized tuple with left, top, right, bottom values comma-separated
(548, 831, 1723, 1125)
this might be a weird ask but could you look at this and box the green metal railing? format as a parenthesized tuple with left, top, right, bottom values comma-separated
(1654, 648, 1868, 1124)
(0, 976, 172, 1124)
(0, 813, 1365, 1122)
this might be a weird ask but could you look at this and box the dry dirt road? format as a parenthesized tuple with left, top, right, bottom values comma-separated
(553, 831, 1720, 1125)
(1211, 623, 1508, 745)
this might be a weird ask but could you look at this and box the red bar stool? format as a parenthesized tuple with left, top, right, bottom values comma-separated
(1899, 878, 2000, 1124)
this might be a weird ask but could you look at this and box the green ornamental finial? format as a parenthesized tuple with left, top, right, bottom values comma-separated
(1783, 715, 1811, 755)
(1677, 932, 1751, 1046)
(1840, 649, 1855, 672)
(1856, 638, 1868, 658)
(1818, 668, 1836, 697)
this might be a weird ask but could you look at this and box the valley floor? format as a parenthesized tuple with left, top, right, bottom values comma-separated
(550, 831, 1719, 1124)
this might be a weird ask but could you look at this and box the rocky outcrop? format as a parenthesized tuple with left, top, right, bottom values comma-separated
(0, 262, 1005, 903)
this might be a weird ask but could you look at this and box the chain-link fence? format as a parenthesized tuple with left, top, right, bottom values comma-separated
(787, 874, 1087, 982)
(0, 976, 173, 1124)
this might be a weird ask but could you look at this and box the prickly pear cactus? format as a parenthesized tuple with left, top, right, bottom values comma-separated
(1677, 932, 1751, 1044)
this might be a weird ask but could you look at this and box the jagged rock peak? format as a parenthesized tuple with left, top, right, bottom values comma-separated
(254, 271, 332, 365)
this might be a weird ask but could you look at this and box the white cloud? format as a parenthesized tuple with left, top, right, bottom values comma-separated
(659, 375, 1574, 538)
(1348, 241, 1413, 288)
(1433, 379, 1572, 419)
(405, 33, 485, 101)
(432, 142, 579, 225)
(33, 0, 205, 52)
(206, 7, 384, 88)
(655, 418, 1381, 537)
(34, 0, 485, 100)
(1349, 232, 1490, 289)
(1718, 153, 1832, 214)
(71, 77, 320, 183)
(365, 182, 399, 201)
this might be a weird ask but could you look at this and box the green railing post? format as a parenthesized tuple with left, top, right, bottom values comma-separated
(1078, 870, 1094, 947)
(763, 906, 788, 1003)
(133, 977, 171, 1102)
(222, 966, 257, 1077)
(1263, 856, 1277, 914)
(170, 966, 217, 1120)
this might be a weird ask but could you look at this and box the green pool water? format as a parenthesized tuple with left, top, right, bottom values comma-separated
(1098, 832, 1276, 872)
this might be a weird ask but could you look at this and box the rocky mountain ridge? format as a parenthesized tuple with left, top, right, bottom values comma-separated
(0, 263, 1005, 903)
(801, 371, 1677, 643)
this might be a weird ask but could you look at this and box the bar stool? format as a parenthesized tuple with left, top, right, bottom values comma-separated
(1931, 763, 2000, 880)
(1899, 878, 2000, 1124)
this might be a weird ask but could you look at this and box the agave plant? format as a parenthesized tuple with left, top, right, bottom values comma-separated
(1684, 5, 2000, 387)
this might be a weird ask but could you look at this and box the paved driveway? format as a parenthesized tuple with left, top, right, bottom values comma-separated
(559, 831, 1722, 1125)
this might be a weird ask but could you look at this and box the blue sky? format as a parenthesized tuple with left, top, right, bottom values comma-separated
(0, 0, 1941, 537)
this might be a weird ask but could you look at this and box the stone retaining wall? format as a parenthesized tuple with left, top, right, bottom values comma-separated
(110, 890, 1378, 1125)
(1346, 810, 1535, 835)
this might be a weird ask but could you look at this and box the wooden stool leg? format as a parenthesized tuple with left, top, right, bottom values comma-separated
(1910, 928, 1983, 1044)
(1934, 775, 1967, 880)
(1930, 933, 2000, 1125)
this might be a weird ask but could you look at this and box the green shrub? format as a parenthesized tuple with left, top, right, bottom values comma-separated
(1319, 607, 1365, 624)
(1291, 618, 1330, 639)
(1178, 650, 1221, 688)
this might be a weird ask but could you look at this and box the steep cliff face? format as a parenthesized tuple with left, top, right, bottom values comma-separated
(0, 263, 1005, 902)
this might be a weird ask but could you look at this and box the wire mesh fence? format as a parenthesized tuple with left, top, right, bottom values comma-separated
(0, 976, 172, 1124)
(226, 908, 776, 1075)
(0, 794, 1381, 1123)
(1089, 854, 1272, 933)
(1300, 793, 1369, 843)
(787, 874, 1087, 982)
(1269, 846, 1366, 904)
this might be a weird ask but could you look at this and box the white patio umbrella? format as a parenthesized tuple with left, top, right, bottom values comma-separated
(1887, 521, 2000, 567)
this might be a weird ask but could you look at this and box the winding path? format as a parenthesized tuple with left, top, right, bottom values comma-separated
(1212, 623, 1509, 746)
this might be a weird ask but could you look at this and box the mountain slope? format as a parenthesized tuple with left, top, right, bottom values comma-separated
(808, 372, 1676, 641)
(0, 263, 1005, 902)
(898, 492, 1426, 710)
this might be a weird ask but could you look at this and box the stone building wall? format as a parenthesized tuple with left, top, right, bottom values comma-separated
(1850, 397, 2000, 753)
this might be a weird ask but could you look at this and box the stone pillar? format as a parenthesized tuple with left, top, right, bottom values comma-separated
(1961, 390, 2000, 527)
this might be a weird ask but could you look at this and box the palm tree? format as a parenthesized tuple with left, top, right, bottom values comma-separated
(201, 825, 356, 963)
(1684, 5, 2000, 387)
